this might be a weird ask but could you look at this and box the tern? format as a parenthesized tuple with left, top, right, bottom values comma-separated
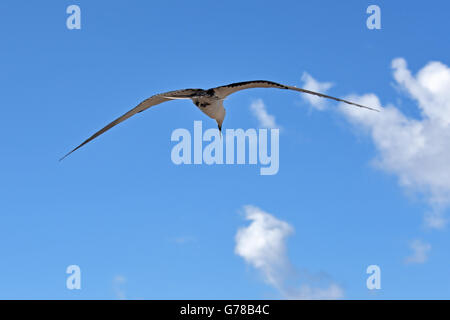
(60, 80, 377, 160)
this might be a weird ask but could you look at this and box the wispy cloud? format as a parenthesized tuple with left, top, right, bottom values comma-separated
(250, 99, 279, 129)
(300, 72, 333, 110)
(405, 239, 431, 264)
(235, 205, 343, 300)
(302, 58, 450, 229)
(113, 275, 127, 300)
(171, 236, 196, 245)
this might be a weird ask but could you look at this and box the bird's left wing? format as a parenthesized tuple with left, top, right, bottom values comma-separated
(212, 80, 378, 112)
(60, 88, 200, 161)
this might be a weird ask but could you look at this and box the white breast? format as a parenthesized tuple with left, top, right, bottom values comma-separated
(194, 99, 225, 122)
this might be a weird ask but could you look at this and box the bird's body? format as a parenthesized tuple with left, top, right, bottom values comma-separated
(61, 80, 378, 160)
(168, 90, 223, 120)
(194, 98, 226, 129)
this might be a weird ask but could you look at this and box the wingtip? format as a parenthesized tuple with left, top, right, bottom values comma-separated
(352, 102, 380, 112)
(59, 150, 74, 162)
(365, 106, 381, 112)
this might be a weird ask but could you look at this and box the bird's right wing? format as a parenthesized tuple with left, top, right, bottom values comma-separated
(60, 88, 200, 161)
(212, 80, 289, 99)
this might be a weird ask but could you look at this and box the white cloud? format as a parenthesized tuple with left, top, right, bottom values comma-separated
(405, 239, 431, 264)
(250, 99, 279, 128)
(235, 205, 343, 299)
(392, 58, 450, 125)
(302, 59, 450, 229)
(235, 205, 293, 288)
(300, 72, 334, 110)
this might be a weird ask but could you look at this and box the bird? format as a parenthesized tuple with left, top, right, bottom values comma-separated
(60, 80, 378, 161)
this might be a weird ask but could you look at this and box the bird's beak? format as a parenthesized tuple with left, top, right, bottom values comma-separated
(218, 125, 222, 137)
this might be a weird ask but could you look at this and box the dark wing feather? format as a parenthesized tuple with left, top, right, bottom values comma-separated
(212, 80, 289, 98)
(212, 80, 378, 112)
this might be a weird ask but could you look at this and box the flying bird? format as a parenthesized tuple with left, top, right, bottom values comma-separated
(60, 80, 378, 160)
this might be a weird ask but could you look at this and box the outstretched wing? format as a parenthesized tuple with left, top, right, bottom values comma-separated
(212, 80, 378, 112)
(60, 89, 200, 161)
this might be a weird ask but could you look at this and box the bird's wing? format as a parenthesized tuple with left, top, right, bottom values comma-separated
(212, 80, 378, 112)
(60, 89, 200, 161)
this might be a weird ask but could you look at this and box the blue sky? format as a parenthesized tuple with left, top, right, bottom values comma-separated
(1, 1, 450, 299)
